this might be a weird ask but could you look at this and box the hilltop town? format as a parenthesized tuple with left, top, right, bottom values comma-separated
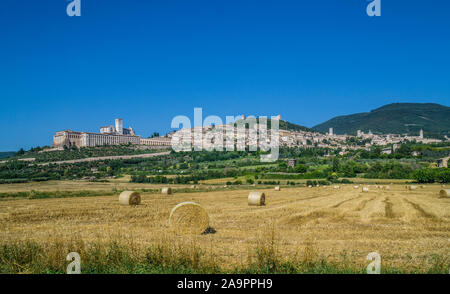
(49, 116, 448, 159)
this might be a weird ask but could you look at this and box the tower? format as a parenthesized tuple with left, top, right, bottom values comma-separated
(419, 129, 423, 139)
(329, 127, 333, 136)
(115, 118, 123, 135)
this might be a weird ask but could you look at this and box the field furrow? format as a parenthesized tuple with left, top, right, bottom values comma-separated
(1, 183, 449, 271)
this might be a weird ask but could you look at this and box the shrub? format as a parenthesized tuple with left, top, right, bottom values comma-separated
(413, 168, 450, 183)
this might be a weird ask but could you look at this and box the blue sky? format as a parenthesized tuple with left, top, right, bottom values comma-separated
(0, 0, 449, 151)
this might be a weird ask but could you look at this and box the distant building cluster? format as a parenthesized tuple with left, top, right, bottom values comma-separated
(52, 118, 171, 148)
(170, 115, 282, 151)
(170, 115, 447, 156)
(52, 116, 448, 154)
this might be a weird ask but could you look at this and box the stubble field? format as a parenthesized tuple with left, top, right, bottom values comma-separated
(0, 182, 449, 273)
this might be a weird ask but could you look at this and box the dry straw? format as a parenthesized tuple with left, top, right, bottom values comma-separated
(274, 186, 281, 191)
(169, 202, 209, 234)
(161, 187, 172, 194)
(439, 189, 450, 198)
(248, 192, 266, 206)
(118, 191, 141, 206)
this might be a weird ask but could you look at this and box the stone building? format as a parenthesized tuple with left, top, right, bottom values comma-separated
(52, 118, 164, 148)
(140, 137, 172, 146)
(437, 157, 449, 168)
(52, 129, 140, 148)
(100, 118, 135, 136)
(287, 158, 297, 168)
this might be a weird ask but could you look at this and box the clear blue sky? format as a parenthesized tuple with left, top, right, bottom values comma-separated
(1, 0, 449, 151)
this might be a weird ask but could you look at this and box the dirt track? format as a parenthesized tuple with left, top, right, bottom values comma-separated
(37, 151, 171, 166)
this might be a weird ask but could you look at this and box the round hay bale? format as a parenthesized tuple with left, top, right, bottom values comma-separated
(118, 191, 141, 206)
(190, 185, 197, 189)
(354, 186, 359, 189)
(333, 185, 340, 189)
(169, 202, 209, 234)
(362, 187, 369, 192)
(407, 185, 418, 191)
(385, 186, 390, 190)
(248, 192, 266, 206)
(308, 185, 312, 188)
(421, 185, 426, 189)
(161, 187, 172, 195)
(274, 186, 281, 191)
(439, 189, 450, 198)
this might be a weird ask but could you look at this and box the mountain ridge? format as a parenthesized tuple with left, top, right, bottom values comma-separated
(312, 103, 450, 136)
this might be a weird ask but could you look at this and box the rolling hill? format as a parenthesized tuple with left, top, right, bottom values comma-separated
(313, 103, 450, 136)
(278, 119, 314, 132)
(0, 152, 15, 159)
(234, 118, 314, 132)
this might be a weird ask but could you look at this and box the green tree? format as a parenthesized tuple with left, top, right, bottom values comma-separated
(332, 158, 340, 172)
(295, 164, 307, 173)
(278, 161, 287, 169)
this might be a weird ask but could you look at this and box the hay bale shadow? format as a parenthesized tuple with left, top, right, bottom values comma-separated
(202, 227, 217, 235)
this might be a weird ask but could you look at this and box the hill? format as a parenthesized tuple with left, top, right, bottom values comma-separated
(313, 103, 450, 136)
(235, 118, 314, 132)
(0, 152, 15, 159)
(278, 120, 314, 132)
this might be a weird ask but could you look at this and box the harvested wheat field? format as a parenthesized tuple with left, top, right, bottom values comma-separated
(0, 184, 449, 273)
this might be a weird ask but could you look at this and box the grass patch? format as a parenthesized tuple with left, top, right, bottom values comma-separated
(0, 238, 447, 274)
(0, 190, 117, 201)
(1, 228, 447, 274)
